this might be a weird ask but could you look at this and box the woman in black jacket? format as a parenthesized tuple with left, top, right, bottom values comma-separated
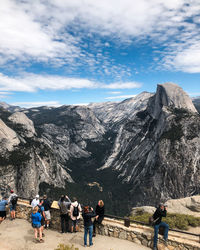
(93, 200, 105, 237)
(82, 206, 96, 247)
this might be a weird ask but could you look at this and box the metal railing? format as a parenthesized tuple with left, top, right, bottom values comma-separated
(104, 213, 200, 243)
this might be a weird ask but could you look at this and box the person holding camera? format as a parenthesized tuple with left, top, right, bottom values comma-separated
(153, 203, 169, 250)
(82, 206, 96, 247)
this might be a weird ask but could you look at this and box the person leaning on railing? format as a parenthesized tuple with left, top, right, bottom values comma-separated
(93, 200, 105, 237)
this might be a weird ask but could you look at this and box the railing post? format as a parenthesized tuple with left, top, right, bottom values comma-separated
(124, 217, 130, 227)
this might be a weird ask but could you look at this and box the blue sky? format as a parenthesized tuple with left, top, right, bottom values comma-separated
(0, 0, 200, 108)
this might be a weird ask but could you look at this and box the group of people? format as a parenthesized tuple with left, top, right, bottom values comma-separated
(1, 190, 168, 249)
(0, 190, 18, 223)
(30, 194, 105, 246)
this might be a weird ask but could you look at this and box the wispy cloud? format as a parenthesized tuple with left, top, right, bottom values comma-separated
(11, 101, 61, 108)
(0, 73, 142, 92)
(105, 95, 136, 100)
(108, 91, 122, 95)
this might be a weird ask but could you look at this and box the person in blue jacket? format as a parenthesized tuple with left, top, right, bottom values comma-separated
(0, 195, 8, 223)
(31, 206, 44, 243)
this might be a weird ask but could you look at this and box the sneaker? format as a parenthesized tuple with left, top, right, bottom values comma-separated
(153, 247, 157, 250)
(84, 245, 87, 247)
(89, 243, 93, 247)
(163, 239, 168, 246)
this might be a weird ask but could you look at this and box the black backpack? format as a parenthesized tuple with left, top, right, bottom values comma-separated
(11, 195, 18, 205)
(73, 204, 79, 217)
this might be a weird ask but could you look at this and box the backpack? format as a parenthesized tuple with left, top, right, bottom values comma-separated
(149, 216, 159, 226)
(72, 204, 79, 217)
(11, 195, 18, 205)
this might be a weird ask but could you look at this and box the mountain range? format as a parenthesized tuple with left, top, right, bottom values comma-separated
(0, 82, 200, 216)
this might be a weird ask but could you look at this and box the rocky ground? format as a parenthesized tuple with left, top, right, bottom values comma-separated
(0, 218, 150, 250)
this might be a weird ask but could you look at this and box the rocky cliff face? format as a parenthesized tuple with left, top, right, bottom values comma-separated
(0, 83, 200, 215)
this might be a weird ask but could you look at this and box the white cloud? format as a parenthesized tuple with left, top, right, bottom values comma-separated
(11, 101, 61, 108)
(0, 73, 142, 92)
(108, 91, 122, 95)
(105, 95, 136, 100)
(102, 82, 141, 89)
(1, 0, 200, 73)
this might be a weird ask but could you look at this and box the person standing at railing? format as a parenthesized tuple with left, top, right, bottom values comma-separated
(93, 200, 105, 237)
(42, 194, 51, 229)
(8, 190, 18, 220)
(31, 206, 44, 243)
(82, 206, 96, 247)
(58, 195, 71, 233)
(70, 197, 82, 233)
(0, 195, 8, 224)
(31, 195, 40, 208)
(153, 203, 169, 250)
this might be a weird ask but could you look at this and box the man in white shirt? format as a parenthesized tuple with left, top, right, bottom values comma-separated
(31, 195, 40, 208)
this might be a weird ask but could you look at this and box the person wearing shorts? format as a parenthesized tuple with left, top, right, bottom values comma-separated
(70, 197, 82, 233)
(8, 190, 18, 220)
(42, 195, 51, 229)
(31, 206, 44, 243)
(38, 203, 46, 237)
(0, 196, 8, 223)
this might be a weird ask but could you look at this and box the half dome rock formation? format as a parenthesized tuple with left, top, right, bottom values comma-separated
(0, 83, 200, 215)
(152, 83, 197, 119)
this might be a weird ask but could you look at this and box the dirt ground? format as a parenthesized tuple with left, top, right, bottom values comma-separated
(0, 218, 151, 250)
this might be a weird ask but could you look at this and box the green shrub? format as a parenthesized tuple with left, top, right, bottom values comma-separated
(130, 212, 200, 230)
(55, 244, 79, 250)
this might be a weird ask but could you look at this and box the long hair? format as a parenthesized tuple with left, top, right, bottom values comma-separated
(98, 200, 104, 207)
(32, 206, 39, 214)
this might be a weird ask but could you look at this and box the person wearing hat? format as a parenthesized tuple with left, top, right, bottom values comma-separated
(152, 203, 169, 250)
(0, 195, 8, 223)
(31, 195, 40, 209)
(8, 190, 18, 220)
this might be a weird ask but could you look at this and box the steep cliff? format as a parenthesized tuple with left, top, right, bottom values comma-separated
(0, 83, 200, 215)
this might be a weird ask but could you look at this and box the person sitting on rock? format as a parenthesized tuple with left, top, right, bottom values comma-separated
(8, 190, 18, 220)
(0, 195, 8, 224)
(153, 203, 169, 250)
(93, 200, 105, 237)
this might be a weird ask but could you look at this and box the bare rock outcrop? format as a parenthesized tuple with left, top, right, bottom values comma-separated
(8, 112, 36, 137)
(0, 119, 20, 152)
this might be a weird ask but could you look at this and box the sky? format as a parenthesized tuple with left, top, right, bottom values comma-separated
(0, 0, 200, 108)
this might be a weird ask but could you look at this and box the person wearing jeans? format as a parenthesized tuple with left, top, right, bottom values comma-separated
(82, 206, 96, 247)
(153, 204, 169, 250)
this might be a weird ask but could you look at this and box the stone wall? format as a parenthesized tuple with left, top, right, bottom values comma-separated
(15, 201, 200, 250)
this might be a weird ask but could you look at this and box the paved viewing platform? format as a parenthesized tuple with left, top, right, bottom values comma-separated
(1, 199, 200, 250)
(0, 218, 150, 250)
